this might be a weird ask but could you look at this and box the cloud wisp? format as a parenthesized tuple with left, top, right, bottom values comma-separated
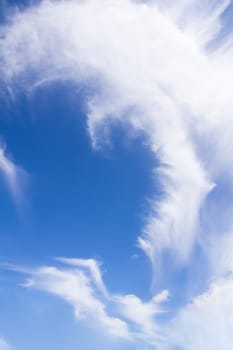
(1, 0, 233, 348)
(0, 0, 232, 270)
(11, 258, 171, 347)
(10, 257, 233, 349)
(0, 145, 27, 206)
(19, 258, 131, 340)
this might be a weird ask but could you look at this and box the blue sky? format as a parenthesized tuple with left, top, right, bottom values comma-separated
(1, 0, 233, 349)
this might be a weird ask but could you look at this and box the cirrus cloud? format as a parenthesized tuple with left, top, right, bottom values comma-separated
(0, 0, 226, 267)
(1, 0, 233, 348)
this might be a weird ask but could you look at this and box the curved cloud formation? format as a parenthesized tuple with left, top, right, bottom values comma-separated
(1, 0, 233, 348)
(0, 0, 229, 267)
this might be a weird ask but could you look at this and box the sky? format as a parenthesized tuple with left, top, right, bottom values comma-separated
(1, 0, 233, 349)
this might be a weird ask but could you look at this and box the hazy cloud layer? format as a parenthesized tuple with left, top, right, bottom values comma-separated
(0, 338, 10, 350)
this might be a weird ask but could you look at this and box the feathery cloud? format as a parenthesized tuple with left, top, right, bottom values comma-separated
(21, 259, 130, 340)
(13, 257, 233, 349)
(0, 145, 26, 205)
(0, 0, 222, 268)
(1, 1, 233, 347)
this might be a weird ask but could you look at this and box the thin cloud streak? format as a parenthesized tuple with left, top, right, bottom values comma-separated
(56, 257, 109, 298)
(0, 145, 27, 206)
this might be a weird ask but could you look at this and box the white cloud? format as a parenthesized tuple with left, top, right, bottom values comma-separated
(0, 0, 222, 268)
(22, 259, 130, 340)
(115, 290, 169, 339)
(15, 258, 170, 347)
(163, 274, 233, 350)
(156, 0, 230, 45)
(2, 1, 233, 347)
(17, 258, 233, 349)
(56, 257, 108, 297)
(0, 145, 26, 205)
(0, 338, 10, 350)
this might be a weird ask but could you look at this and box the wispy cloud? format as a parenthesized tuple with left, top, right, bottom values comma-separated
(11, 257, 233, 349)
(10, 258, 170, 347)
(20, 259, 131, 340)
(56, 257, 109, 297)
(1, 0, 233, 347)
(0, 338, 10, 350)
(0, 0, 229, 270)
(0, 145, 27, 206)
(115, 290, 169, 342)
(164, 273, 233, 350)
